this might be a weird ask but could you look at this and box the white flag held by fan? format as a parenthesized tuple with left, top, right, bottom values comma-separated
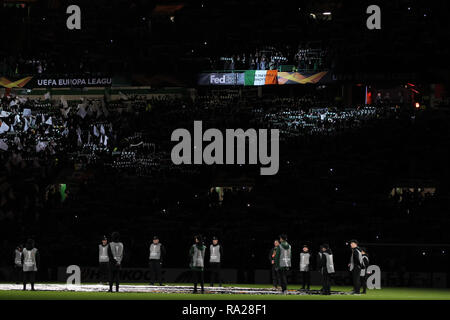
(0, 110, 11, 118)
(60, 96, 68, 109)
(0, 122, 10, 134)
(23, 108, 32, 117)
(23, 118, 29, 132)
(0, 139, 8, 151)
(77, 104, 87, 119)
(60, 107, 71, 118)
(36, 141, 48, 152)
(93, 125, 99, 137)
(45, 117, 53, 125)
(118, 91, 129, 100)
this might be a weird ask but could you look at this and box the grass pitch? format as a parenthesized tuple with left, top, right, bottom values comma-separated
(1, 283, 449, 300)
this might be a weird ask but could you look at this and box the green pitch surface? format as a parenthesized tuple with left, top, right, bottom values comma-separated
(1, 283, 450, 300)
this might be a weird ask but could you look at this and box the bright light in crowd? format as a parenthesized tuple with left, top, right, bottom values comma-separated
(323, 12, 331, 15)
(415, 102, 420, 109)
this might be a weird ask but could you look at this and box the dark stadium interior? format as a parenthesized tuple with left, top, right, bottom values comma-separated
(2, 0, 449, 78)
(1, 0, 450, 287)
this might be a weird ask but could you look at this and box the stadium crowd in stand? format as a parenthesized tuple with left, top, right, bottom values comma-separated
(1, 92, 449, 285)
(2, 43, 330, 76)
(210, 43, 329, 72)
(0, 93, 384, 178)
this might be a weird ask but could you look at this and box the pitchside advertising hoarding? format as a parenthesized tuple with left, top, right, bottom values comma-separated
(49, 267, 447, 288)
(198, 70, 331, 86)
(35, 76, 112, 87)
(197, 72, 245, 86)
(0, 74, 113, 89)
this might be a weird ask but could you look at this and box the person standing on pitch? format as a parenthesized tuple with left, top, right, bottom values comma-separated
(22, 239, 39, 291)
(348, 239, 362, 294)
(13, 245, 23, 284)
(149, 235, 166, 286)
(299, 245, 311, 291)
(209, 236, 223, 287)
(360, 247, 370, 294)
(317, 244, 334, 295)
(98, 236, 110, 284)
(108, 232, 124, 292)
(275, 234, 291, 294)
(189, 234, 206, 294)
(269, 239, 280, 290)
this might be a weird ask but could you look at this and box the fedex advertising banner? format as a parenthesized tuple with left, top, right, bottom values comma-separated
(197, 73, 244, 86)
